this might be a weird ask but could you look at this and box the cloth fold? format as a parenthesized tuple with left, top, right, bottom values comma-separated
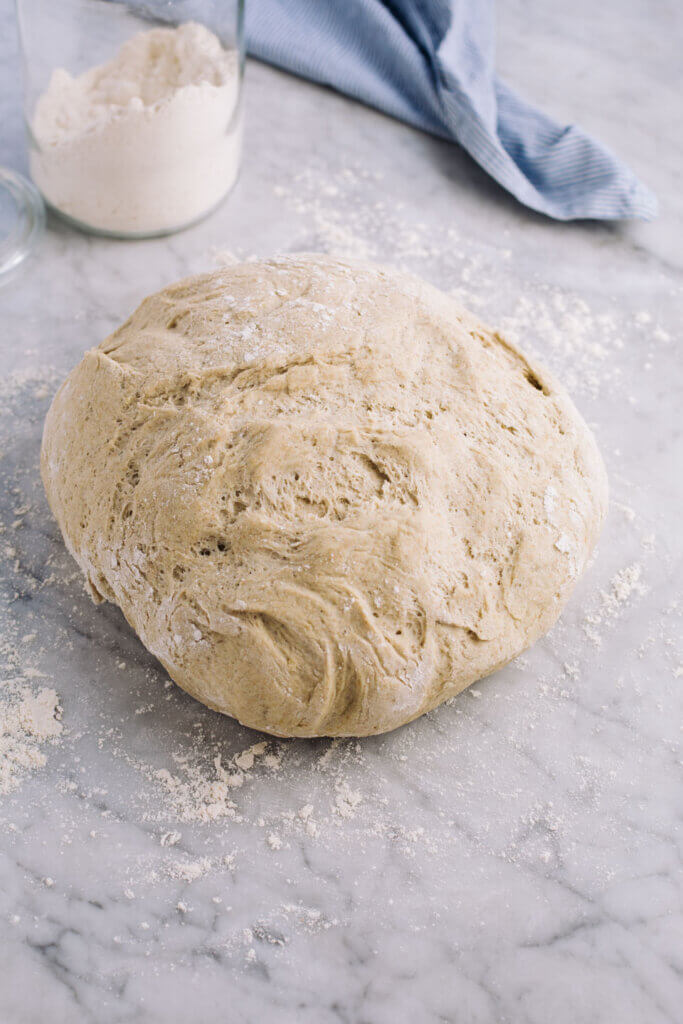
(246, 0, 657, 221)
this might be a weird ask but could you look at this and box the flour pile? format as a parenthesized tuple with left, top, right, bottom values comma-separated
(0, 681, 62, 795)
(30, 22, 241, 234)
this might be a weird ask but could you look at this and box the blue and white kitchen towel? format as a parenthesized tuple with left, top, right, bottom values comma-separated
(246, 0, 657, 221)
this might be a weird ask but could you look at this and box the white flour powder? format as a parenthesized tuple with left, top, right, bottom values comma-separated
(30, 23, 241, 235)
(0, 682, 62, 796)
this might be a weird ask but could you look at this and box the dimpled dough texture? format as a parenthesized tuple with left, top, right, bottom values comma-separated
(42, 255, 607, 737)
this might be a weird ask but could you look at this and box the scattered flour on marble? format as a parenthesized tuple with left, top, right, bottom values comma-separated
(1, 182, 678, 946)
(1, 371, 67, 797)
(607, 564, 645, 606)
(164, 854, 237, 883)
(165, 856, 212, 882)
(234, 741, 267, 771)
(582, 562, 647, 644)
(0, 681, 63, 795)
(0, 366, 61, 404)
(159, 829, 181, 847)
(333, 780, 364, 819)
(613, 502, 637, 523)
(132, 740, 273, 823)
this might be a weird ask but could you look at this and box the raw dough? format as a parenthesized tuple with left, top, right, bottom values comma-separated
(41, 255, 607, 737)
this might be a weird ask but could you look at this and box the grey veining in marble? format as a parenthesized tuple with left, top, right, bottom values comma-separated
(1, 2, 682, 1022)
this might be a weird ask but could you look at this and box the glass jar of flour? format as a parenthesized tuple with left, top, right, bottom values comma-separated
(17, 0, 245, 237)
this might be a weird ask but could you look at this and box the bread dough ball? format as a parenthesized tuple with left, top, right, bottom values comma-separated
(41, 255, 607, 737)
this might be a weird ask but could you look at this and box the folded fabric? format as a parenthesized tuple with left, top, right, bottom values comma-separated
(245, 0, 657, 221)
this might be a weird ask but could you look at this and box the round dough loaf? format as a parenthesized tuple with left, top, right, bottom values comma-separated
(41, 255, 607, 737)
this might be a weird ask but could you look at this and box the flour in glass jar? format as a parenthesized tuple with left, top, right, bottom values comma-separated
(30, 22, 241, 235)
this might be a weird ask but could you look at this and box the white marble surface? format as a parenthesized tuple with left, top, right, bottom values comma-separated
(1, 2, 682, 1022)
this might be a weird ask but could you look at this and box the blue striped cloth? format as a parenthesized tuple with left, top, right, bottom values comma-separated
(246, 0, 657, 221)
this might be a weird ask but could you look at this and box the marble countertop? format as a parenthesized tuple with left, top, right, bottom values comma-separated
(1, 2, 681, 1022)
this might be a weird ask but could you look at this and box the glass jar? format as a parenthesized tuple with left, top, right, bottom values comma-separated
(17, 0, 245, 238)
(0, 168, 44, 277)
